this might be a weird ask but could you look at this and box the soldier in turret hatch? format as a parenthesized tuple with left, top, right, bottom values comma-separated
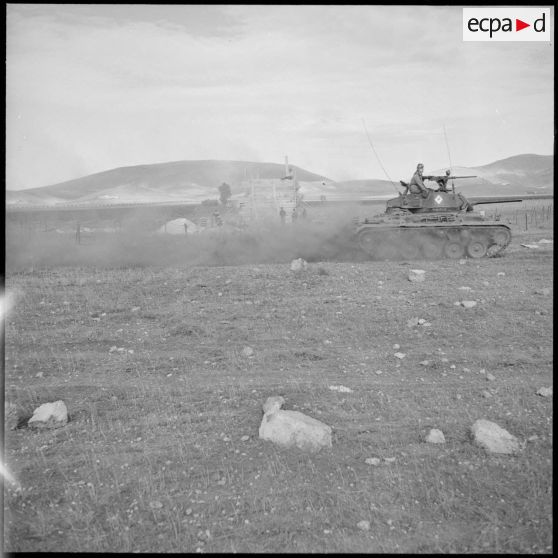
(408, 164, 430, 198)
(435, 170, 452, 192)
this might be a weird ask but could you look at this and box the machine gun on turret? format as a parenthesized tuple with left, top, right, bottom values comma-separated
(423, 174, 477, 192)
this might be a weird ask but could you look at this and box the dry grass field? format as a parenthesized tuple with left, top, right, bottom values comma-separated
(2, 214, 553, 553)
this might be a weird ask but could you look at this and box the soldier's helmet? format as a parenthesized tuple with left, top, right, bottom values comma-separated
(417, 164, 424, 171)
(445, 169, 451, 175)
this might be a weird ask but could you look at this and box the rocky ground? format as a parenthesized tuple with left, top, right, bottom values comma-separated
(3, 227, 553, 553)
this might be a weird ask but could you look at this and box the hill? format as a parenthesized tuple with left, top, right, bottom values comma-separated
(5, 154, 552, 206)
(6, 160, 330, 206)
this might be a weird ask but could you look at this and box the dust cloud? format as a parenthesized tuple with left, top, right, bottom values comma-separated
(5, 205, 370, 270)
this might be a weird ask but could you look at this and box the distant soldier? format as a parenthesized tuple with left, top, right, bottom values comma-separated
(184, 221, 188, 235)
(279, 207, 286, 224)
(291, 208, 298, 222)
(408, 164, 430, 198)
(302, 207, 307, 219)
(212, 210, 223, 227)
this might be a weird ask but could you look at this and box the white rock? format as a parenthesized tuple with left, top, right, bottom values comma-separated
(486, 373, 496, 381)
(28, 401, 68, 429)
(459, 259, 467, 265)
(538, 239, 552, 244)
(393, 344, 400, 350)
(481, 390, 492, 399)
(357, 520, 370, 531)
(461, 301, 477, 309)
(459, 286, 472, 291)
(290, 258, 308, 272)
(497, 272, 506, 276)
(536, 386, 553, 397)
(419, 360, 430, 366)
(259, 396, 332, 452)
(241, 435, 250, 442)
(425, 429, 446, 444)
(418, 318, 426, 325)
(365, 457, 381, 466)
(329, 385, 353, 393)
(521, 244, 540, 249)
(394, 352, 406, 359)
(470, 419, 520, 454)
(408, 269, 426, 283)
(242, 346, 254, 357)
(535, 288, 551, 296)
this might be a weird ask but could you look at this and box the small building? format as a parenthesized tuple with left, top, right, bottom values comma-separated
(157, 218, 199, 235)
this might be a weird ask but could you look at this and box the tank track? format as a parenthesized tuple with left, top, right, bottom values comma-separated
(356, 223, 512, 260)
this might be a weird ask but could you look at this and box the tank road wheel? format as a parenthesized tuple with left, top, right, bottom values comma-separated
(375, 232, 400, 261)
(486, 227, 511, 257)
(466, 238, 488, 259)
(444, 241, 465, 259)
(421, 239, 444, 260)
(398, 231, 420, 260)
(399, 243, 420, 260)
(492, 229, 509, 246)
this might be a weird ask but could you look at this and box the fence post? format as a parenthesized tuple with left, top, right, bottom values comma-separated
(76, 222, 81, 244)
(525, 213, 528, 231)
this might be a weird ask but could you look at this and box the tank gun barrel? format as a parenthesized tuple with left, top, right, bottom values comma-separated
(468, 196, 523, 206)
(424, 175, 477, 181)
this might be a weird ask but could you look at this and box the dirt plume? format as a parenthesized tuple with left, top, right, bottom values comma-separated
(6, 214, 366, 270)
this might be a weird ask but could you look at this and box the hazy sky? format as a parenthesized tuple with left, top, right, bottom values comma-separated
(6, 4, 554, 190)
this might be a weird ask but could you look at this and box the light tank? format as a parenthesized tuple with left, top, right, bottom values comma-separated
(354, 176, 522, 260)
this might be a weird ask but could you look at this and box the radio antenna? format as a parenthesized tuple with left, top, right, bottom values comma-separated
(361, 118, 399, 193)
(443, 124, 453, 170)
(443, 124, 455, 191)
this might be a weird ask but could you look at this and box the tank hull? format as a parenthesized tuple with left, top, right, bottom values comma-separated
(355, 219, 511, 260)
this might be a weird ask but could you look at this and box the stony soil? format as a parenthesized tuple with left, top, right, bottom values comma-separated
(3, 227, 553, 553)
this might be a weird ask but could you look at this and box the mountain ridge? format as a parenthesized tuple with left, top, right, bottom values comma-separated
(6, 154, 553, 206)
